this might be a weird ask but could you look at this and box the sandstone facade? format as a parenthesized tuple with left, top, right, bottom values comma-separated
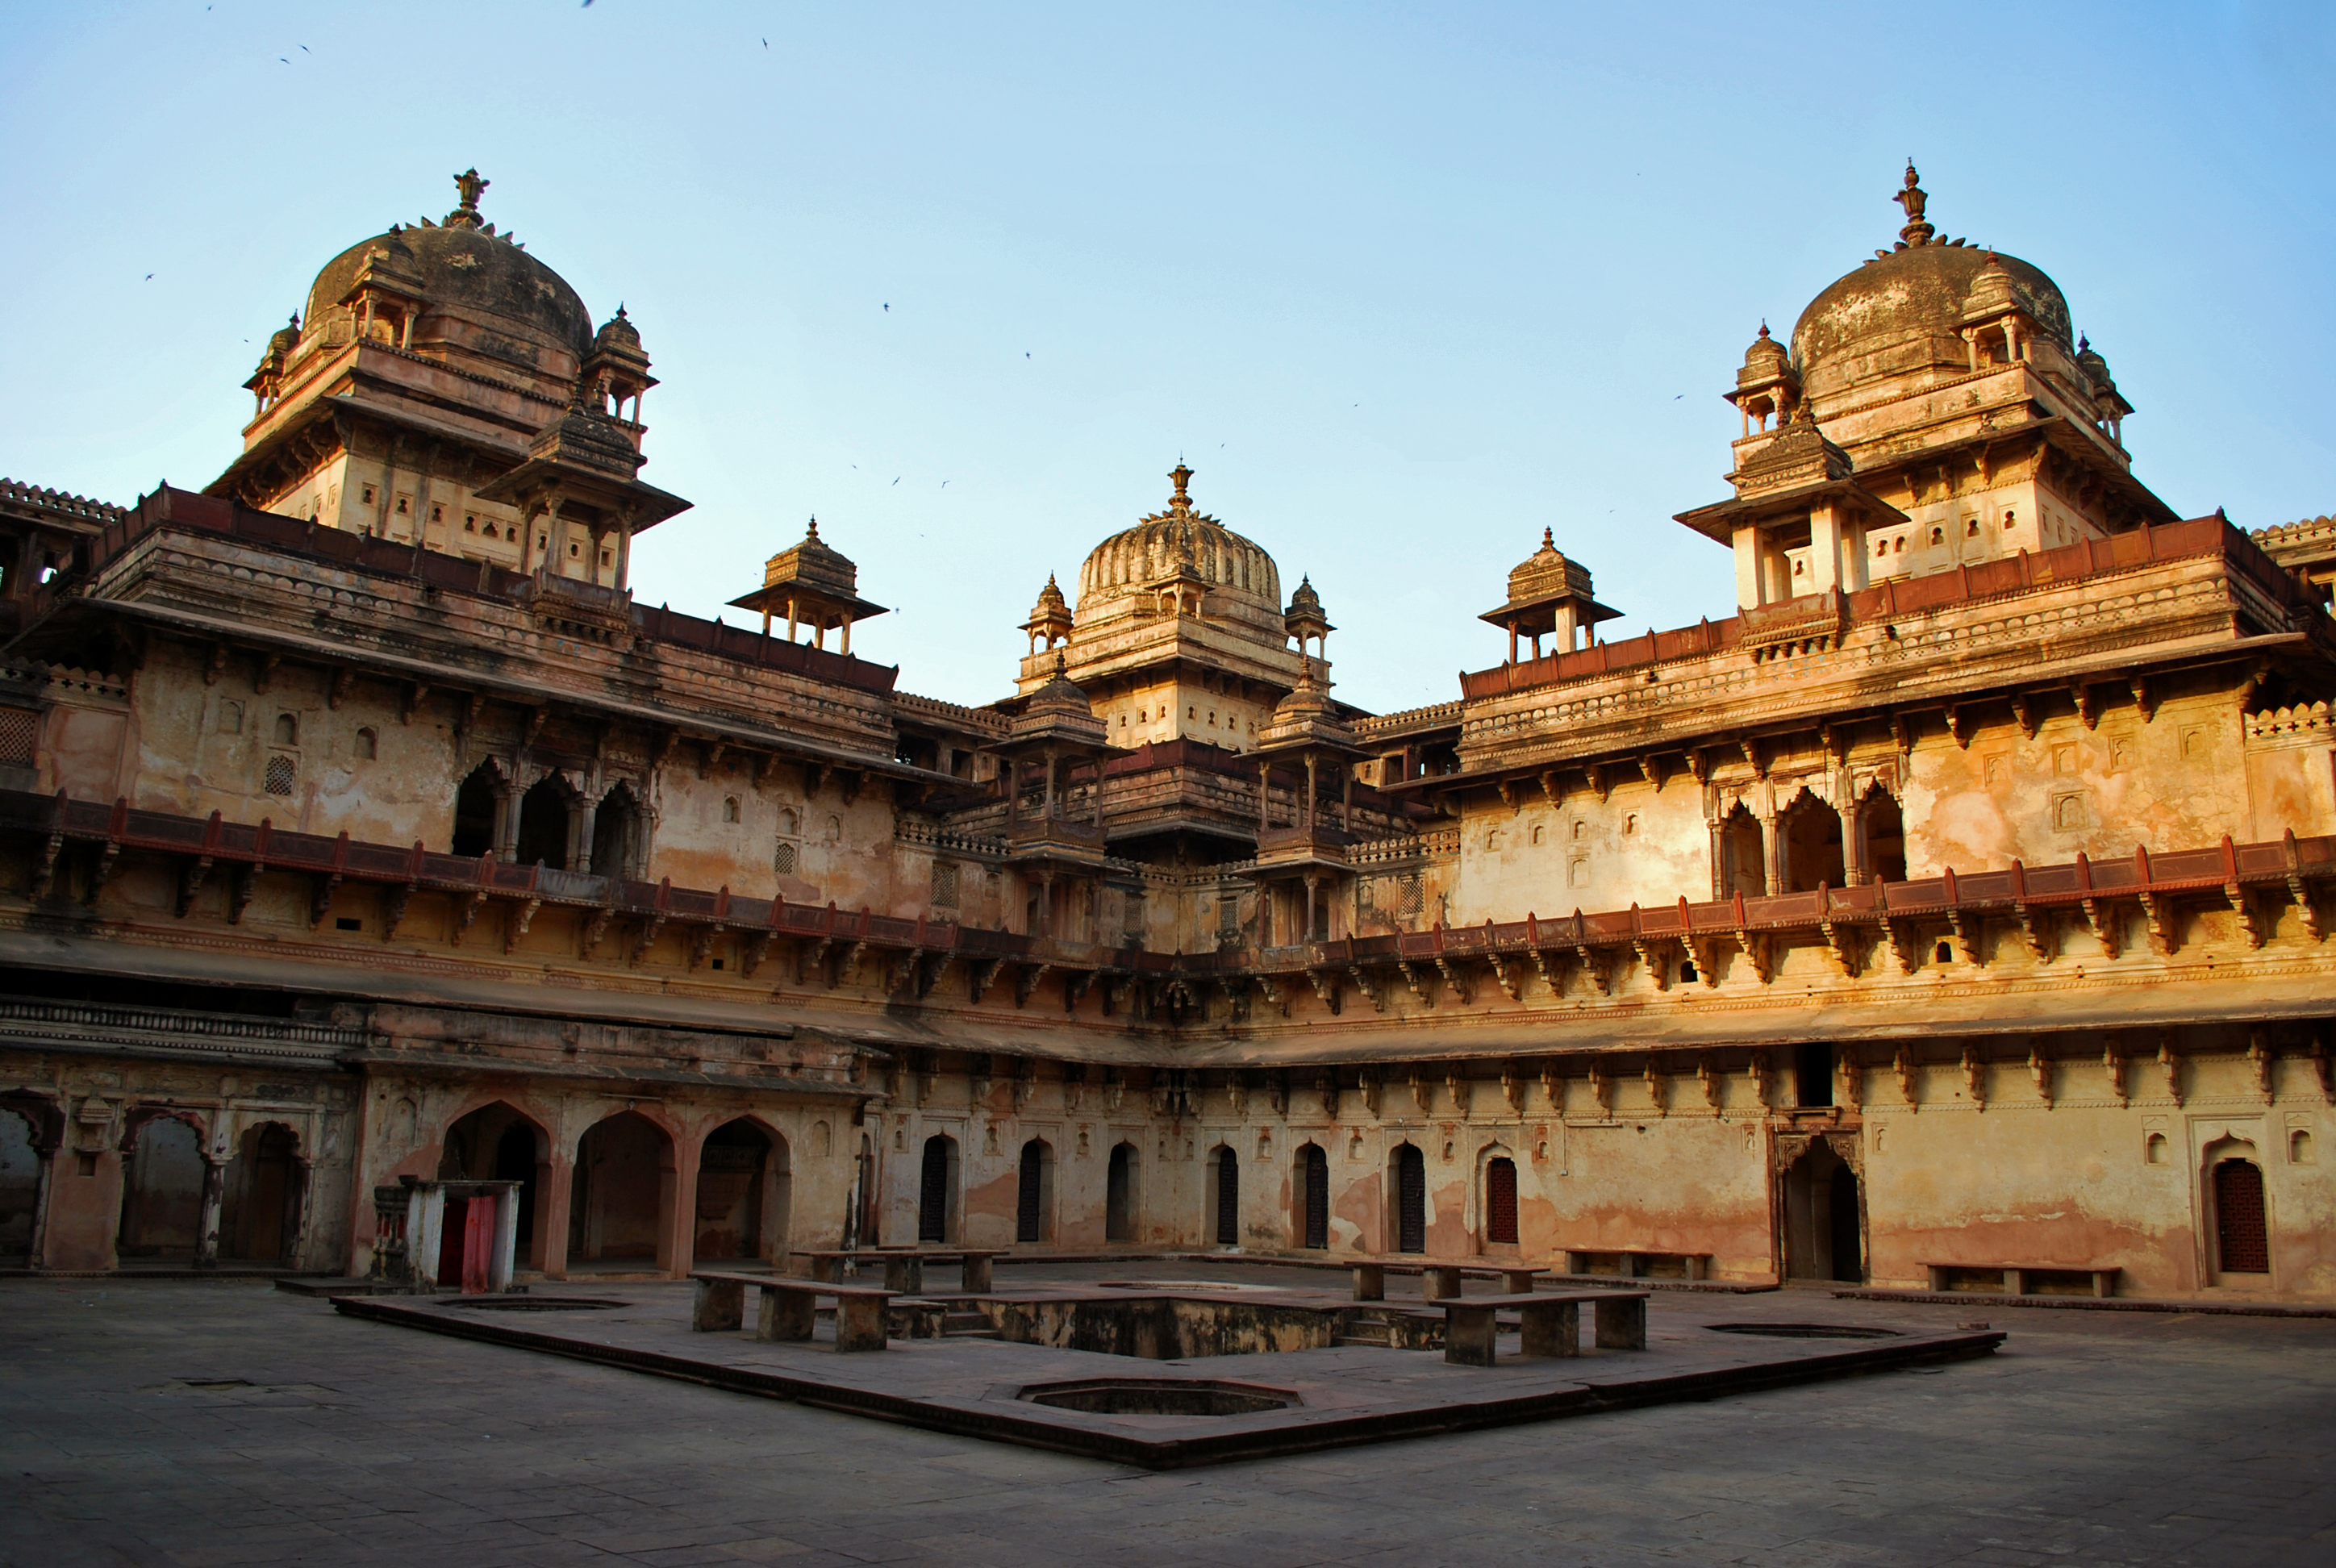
(0, 168, 2330, 1301)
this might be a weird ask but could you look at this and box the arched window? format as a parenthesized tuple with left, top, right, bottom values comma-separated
(273, 713, 298, 745)
(917, 1135, 958, 1244)
(1106, 1142, 1139, 1243)
(515, 777, 572, 870)
(1209, 1145, 1239, 1246)
(1016, 1139, 1053, 1244)
(353, 727, 378, 761)
(452, 761, 502, 859)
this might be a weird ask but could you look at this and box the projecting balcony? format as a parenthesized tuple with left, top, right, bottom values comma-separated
(1254, 820, 1353, 871)
(1006, 814, 1109, 869)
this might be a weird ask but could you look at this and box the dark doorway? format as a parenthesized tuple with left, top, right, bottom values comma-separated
(590, 782, 639, 880)
(917, 1135, 957, 1245)
(1393, 1143, 1426, 1253)
(1016, 1139, 1052, 1244)
(2214, 1158, 2269, 1274)
(695, 1120, 774, 1261)
(1105, 1142, 1136, 1243)
(223, 1122, 298, 1262)
(1212, 1146, 1239, 1245)
(492, 1122, 537, 1246)
(452, 762, 501, 858)
(1719, 805, 1766, 898)
(1797, 1041, 1834, 1107)
(515, 776, 571, 870)
(568, 1111, 669, 1265)
(0, 1108, 40, 1260)
(118, 1116, 204, 1260)
(1298, 1143, 1329, 1249)
(1861, 790, 1908, 884)
(1484, 1156, 1519, 1247)
(1783, 1139, 1862, 1282)
(1781, 794, 1846, 893)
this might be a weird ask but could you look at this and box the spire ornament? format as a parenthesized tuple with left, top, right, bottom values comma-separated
(1169, 463, 1193, 509)
(1893, 162, 1935, 248)
(447, 169, 490, 230)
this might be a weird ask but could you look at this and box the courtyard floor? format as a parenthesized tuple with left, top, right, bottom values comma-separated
(3, 1263, 2333, 1566)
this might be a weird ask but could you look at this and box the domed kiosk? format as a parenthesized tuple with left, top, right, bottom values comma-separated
(1679, 165, 2175, 617)
(208, 170, 687, 589)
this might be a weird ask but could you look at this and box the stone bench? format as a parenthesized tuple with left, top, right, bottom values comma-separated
(690, 1270, 898, 1353)
(794, 1248, 999, 1293)
(1560, 1249, 1711, 1282)
(1349, 1258, 1548, 1302)
(1441, 1290, 1651, 1367)
(1922, 1263, 2120, 1299)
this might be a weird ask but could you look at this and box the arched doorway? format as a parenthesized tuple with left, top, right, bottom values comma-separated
(1781, 1138, 1863, 1282)
(1858, 785, 1907, 883)
(1718, 804, 1766, 898)
(1296, 1142, 1329, 1249)
(1483, 1155, 1519, 1248)
(1206, 1145, 1239, 1246)
(695, 1120, 786, 1262)
(1016, 1139, 1054, 1245)
(1780, 792, 1845, 892)
(451, 761, 504, 858)
(1105, 1141, 1138, 1243)
(0, 1107, 40, 1261)
(2213, 1157, 2270, 1277)
(119, 1115, 205, 1261)
(441, 1103, 550, 1269)
(569, 1111, 672, 1269)
(1390, 1142, 1426, 1254)
(222, 1123, 300, 1263)
(917, 1134, 959, 1244)
(590, 782, 642, 880)
(515, 775, 574, 870)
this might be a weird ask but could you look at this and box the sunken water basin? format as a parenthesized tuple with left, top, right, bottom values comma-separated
(1705, 1322, 1902, 1340)
(984, 1294, 1362, 1357)
(1020, 1378, 1301, 1416)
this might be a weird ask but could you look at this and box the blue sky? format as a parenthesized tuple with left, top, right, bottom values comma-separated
(2, 2, 2330, 710)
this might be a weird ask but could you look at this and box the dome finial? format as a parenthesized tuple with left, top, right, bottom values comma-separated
(1893, 161, 1935, 248)
(806, 515, 819, 539)
(447, 168, 490, 230)
(1170, 462, 1193, 507)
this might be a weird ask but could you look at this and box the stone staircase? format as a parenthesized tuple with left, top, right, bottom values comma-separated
(941, 1308, 1000, 1340)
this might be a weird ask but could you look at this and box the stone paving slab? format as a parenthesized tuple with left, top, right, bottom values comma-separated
(3, 1270, 2334, 1566)
(336, 1286, 2001, 1467)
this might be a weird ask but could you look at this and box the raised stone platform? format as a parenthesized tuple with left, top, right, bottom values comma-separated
(336, 1281, 2001, 1468)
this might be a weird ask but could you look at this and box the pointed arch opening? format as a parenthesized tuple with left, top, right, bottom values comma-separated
(221, 1121, 302, 1263)
(117, 1113, 205, 1261)
(1717, 803, 1766, 899)
(1105, 1141, 1140, 1243)
(1857, 781, 1907, 884)
(590, 781, 643, 881)
(569, 1111, 674, 1271)
(1016, 1138, 1056, 1245)
(0, 1106, 42, 1262)
(1483, 1152, 1520, 1249)
(1205, 1144, 1240, 1247)
(1389, 1141, 1426, 1254)
(1295, 1141, 1329, 1249)
(696, 1119, 790, 1263)
(1782, 1138, 1863, 1282)
(917, 1133, 960, 1245)
(515, 774, 577, 870)
(2211, 1153, 2270, 1278)
(440, 1101, 553, 1270)
(1779, 790, 1845, 893)
(451, 759, 505, 859)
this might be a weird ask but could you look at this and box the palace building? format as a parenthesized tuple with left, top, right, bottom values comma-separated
(0, 167, 2330, 1300)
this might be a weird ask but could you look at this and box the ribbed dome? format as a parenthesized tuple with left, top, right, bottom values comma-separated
(1074, 465, 1282, 617)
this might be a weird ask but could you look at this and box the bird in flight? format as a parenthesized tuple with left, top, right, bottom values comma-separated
(144, 273, 153, 281)
(891, 477, 900, 486)
(882, 302, 890, 312)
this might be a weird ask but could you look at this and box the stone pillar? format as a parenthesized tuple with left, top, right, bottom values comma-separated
(288, 1157, 316, 1272)
(1733, 525, 1763, 611)
(194, 1154, 226, 1270)
(665, 1128, 702, 1280)
(1842, 797, 1866, 886)
(1760, 813, 1781, 897)
(494, 782, 520, 863)
(539, 1152, 573, 1280)
(574, 795, 599, 875)
(1708, 818, 1728, 901)
(1304, 874, 1320, 945)
(1303, 757, 1319, 830)
(1257, 762, 1271, 832)
(1807, 503, 1842, 596)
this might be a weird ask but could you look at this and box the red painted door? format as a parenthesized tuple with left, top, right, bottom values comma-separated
(435, 1199, 465, 1289)
(461, 1195, 496, 1293)
(1486, 1158, 1519, 1245)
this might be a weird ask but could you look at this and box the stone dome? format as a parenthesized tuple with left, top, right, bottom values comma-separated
(301, 173, 593, 373)
(1074, 465, 1282, 619)
(1788, 170, 2070, 402)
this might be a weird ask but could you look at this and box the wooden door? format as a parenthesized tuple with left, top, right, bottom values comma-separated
(1485, 1157, 1518, 1246)
(1396, 1145, 1425, 1253)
